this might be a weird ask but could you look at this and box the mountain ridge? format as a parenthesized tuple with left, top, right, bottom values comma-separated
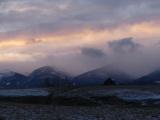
(72, 66, 133, 86)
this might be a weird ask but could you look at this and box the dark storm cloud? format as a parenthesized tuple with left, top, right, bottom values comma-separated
(81, 47, 106, 58)
(108, 37, 141, 53)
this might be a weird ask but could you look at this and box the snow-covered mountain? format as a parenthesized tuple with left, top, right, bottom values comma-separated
(73, 67, 133, 86)
(27, 66, 70, 88)
(0, 71, 27, 89)
(132, 70, 160, 85)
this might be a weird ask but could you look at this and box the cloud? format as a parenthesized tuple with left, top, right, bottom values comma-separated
(0, 0, 159, 77)
(27, 38, 43, 44)
(81, 47, 106, 58)
(0, 0, 160, 34)
(108, 37, 141, 53)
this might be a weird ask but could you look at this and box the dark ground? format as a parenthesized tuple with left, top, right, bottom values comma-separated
(0, 85, 160, 120)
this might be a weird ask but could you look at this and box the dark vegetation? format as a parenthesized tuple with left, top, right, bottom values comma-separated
(52, 97, 99, 106)
(104, 78, 116, 85)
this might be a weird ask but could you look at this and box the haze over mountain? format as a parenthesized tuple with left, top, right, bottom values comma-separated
(0, 0, 159, 77)
(0, 1, 160, 120)
(0, 71, 27, 89)
(73, 66, 133, 86)
(0, 66, 71, 89)
(0, 65, 160, 89)
(27, 66, 70, 88)
(132, 70, 160, 85)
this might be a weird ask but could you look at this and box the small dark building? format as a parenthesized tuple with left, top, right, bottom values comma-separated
(104, 78, 116, 85)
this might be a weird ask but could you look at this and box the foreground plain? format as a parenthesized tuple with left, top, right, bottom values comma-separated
(0, 85, 160, 120)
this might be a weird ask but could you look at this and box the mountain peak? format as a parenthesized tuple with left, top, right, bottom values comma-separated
(27, 66, 70, 88)
(132, 69, 160, 85)
(0, 70, 16, 78)
(73, 66, 132, 86)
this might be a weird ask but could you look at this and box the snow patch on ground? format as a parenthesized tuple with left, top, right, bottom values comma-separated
(88, 89, 160, 103)
(154, 81, 160, 84)
(0, 89, 50, 97)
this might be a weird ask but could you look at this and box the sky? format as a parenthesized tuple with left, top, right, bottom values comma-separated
(0, 0, 160, 76)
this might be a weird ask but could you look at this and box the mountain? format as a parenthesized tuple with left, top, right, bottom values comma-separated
(27, 66, 70, 88)
(0, 71, 27, 89)
(72, 67, 132, 86)
(132, 70, 160, 85)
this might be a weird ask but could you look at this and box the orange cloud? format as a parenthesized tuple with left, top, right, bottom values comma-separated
(0, 53, 33, 62)
(0, 21, 159, 54)
(0, 40, 26, 48)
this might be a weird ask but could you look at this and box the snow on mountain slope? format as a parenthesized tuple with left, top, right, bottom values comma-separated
(0, 89, 50, 97)
(0, 71, 27, 89)
(0, 71, 15, 79)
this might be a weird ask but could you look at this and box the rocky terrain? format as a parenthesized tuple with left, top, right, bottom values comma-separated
(0, 86, 160, 120)
(0, 102, 160, 120)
